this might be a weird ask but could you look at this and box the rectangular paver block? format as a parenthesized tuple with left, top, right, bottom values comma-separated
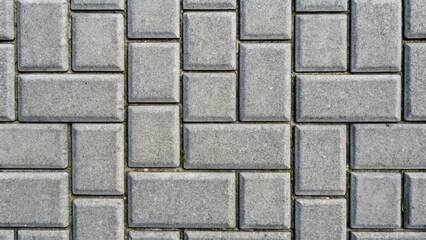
(0, 45, 15, 121)
(295, 199, 346, 240)
(18, 231, 68, 240)
(239, 44, 291, 121)
(18, 74, 124, 122)
(128, 106, 180, 167)
(128, 172, 236, 228)
(296, 0, 347, 11)
(405, 0, 426, 38)
(405, 43, 426, 120)
(184, 124, 290, 169)
(350, 173, 401, 228)
(239, 173, 291, 229)
(185, 231, 291, 240)
(73, 199, 124, 240)
(128, 43, 180, 103)
(405, 173, 426, 228)
(0, 0, 14, 40)
(183, 0, 236, 9)
(183, 12, 236, 70)
(352, 232, 426, 240)
(295, 125, 346, 195)
(0, 172, 69, 227)
(0, 231, 13, 240)
(17, 0, 68, 71)
(351, 124, 426, 169)
(129, 231, 180, 240)
(351, 0, 402, 72)
(71, 0, 124, 10)
(72, 124, 124, 195)
(296, 75, 401, 122)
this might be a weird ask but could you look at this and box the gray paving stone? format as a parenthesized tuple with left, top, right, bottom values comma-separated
(404, 173, 426, 228)
(295, 125, 346, 195)
(128, 106, 179, 167)
(405, 0, 426, 39)
(17, 0, 68, 71)
(405, 43, 426, 120)
(0, 45, 15, 121)
(239, 44, 291, 121)
(128, 172, 236, 228)
(295, 15, 347, 72)
(240, 0, 291, 40)
(72, 124, 124, 195)
(73, 199, 124, 240)
(18, 74, 124, 122)
(0, 124, 68, 168)
(296, 0, 347, 11)
(128, 43, 180, 103)
(296, 75, 401, 122)
(184, 231, 291, 240)
(295, 199, 346, 240)
(184, 124, 290, 169)
(183, 12, 236, 70)
(351, 232, 426, 240)
(18, 231, 68, 240)
(129, 231, 180, 240)
(0, 172, 69, 227)
(0, 0, 14, 40)
(71, 0, 124, 10)
(128, 0, 180, 39)
(239, 173, 291, 229)
(0, 231, 13, 240)
(350, 173, 401, 229)
(183, 0, 236, 9)
(183, 73, 236, 122)
(72, 13, 124, 72)
(351, 0, 402, 72)
(351, 124, 426, 169)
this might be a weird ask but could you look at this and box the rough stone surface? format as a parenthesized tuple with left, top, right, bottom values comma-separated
(351, 232, 426, 240)
(0, 45, 15, 121)
(0, 231, 13, 240)
(404, 173, 426, 228)
(129, 231, 180, 240)
(405, 43, 426, 120)
(0, 0, 14, 40)
(184, 231, 291, 240)
(71, 0, 124, 10)
(18, 231, 68, 240)
(128, 172, 236, 228)
(296, 75, 401, 122)
(405, 0, 426, 39)
(296, 0, 347, 11)
(183, 0, 236, 9)
(184, 124, 290, 169)
(239, 173, 291, 229)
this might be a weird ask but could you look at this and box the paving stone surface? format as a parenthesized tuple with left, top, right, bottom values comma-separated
(0, 231, 13, 240)
(296, 0, 347, 11)
(18, 230, 69, 240)
(183, 0, 236, 9)
(405, 173, 426, 228)
(351, 232, 426, 240)
(0, 0, 14, 40)
(128, 231, 180, 240)
(0, 44, 15, 121)
(405, 43, 426, 120)
(405, 0, 426, 39)
(184, 231, 291, 240)
(71, 0, 124, 10)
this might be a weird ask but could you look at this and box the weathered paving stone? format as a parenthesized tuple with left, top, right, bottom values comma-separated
(0, 172, 69, 227)
(183, 12, 236, 70)
(405, 43, 426, 120)
(128, 0, 180, 39)
(129, 231, 180, 240)
(18, 231, 68, 240)
(0, 0, 14, 40)
(0, 124, 68, 168)
(73, 199, 124, 240)
(18, 74, 124, 122)
(404, 173, 426, 228)
(0, 45, 15, 121)
(71, 0, 124, 10)
(184, 124, 290, 169)
(183, 73, 236, 122)
(239, 173, 291, 229)
(72, 13, 124, 72)
(128, 172, 236, 228)
(295, 125, 346, 195)
(351, 232, 426, 240)
(405, 0, 426, 39)
(351, 0, 402, 72)
(72, 124, 124, 195)
(296, 0, 347, 11)
(296, 75, 401, 122)
(183, 0, 236, 9)
(351, 124, 426, 169)
(350, 173, 401, 228)
(0, 231, 13, 240)
(128, 43, 180, 103)
(295, 15, 347, 72)
(240, 0, 291, 40)
(17, 0, 68, 71)
(295, 199, 346, 240)
(185, 231, 291, 240)
(128, 106, 179, 167)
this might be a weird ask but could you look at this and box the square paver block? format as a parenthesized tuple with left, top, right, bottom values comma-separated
(71, 0, 124, 10)
(129, 231, 180, 240)
(295, 15, 347, 72)
(183, 0, 236, 9)
(128, 0, 180, 38)
(295, 125, 346, 195)
(0, 0, 14, 40)
(405, 173, 426, 228)
(0, 231, 13, 240)
(183, 73, 236, 122)
(352, 232, 426, 240)
(128, 172, 236, 228)
(72, 124, 124, 195)
(351, 124, 426, 169)
(239, 44, 291, 121)
(405, 0, 426, 38)
(351, 0, 402, 72)
(296, 75, 401, 122)
(405, 43, 426, 120)
(18, 74, 124, 122)
(295, 199, 346, 240)
(296, 0, 347, 11)
(183, 12, 236, 70)
(128, 106, 179, 167)
(73, 199, 124, 240)
(0, 45, 15, 121)
(240, 0, 291, 40)
(18, 231, 68, 240)
(350, 173, 401, 228)
(72, 13, 124, 71)
(0, 124, 68, 168)
(0, 172, 69, 227)
(239, 173, 291, 229)
(17, 0, 68, 71)
(184, 124, 290, 169)
(185, 231, 291, 240)
(128, 43, 180, 103)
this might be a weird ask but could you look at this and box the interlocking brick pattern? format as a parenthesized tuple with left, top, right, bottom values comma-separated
(0, 0, 426, 239)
